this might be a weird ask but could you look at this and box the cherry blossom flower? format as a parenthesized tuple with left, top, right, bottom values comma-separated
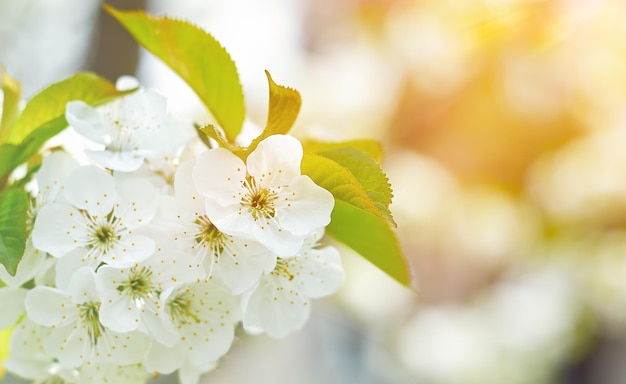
(31, 165, 159, 268)
(241, 229, 344, 338)
(66, 89, 194, 172)
(4, 319, 80, 383)
(24, 267, 151, 368)
(144, 280, 240, 378)
(95, 244, 204, 346)
(193, 134, 334, 257)
(168, 160, 275, 294)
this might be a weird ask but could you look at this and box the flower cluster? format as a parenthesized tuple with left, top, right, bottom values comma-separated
(1, 87, 344, 384)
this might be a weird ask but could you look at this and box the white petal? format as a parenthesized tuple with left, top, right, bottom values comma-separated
(276, 175, 334, 236)
(242, 277, 310, 338)
(99, 296, 141, 333)
(64, 166, 116, 217)
(32, 203, 88, 257)
(25, 286, 75, 327)
(145, 341, 185, 374)
(67, 267, 99, 304)
(66, 101, 109, 146)
(174, 160, 205, 219)
(246, 134, 302, 186)
(0, 287, 26, 328)
(216, 238, 273, 295)
(4, 320, 53, 381)
(54, 248, 98, 292)
(141, 302, 180, 347)
(179, 360, 216, 384)
(251, 222, 304, 257)
(96, 330, 151, 365)
(104, 234, 155, 267)
(186, 322, 234, 366)
(292, 246, 345, 298)
(85, 149, 145, 172)
(80, 362, 148, 384)
(115, 177, 159, 229)
(204, 197, 255, 238)
(35, 151, 79, 205)
(193, 148, 246, 207)
(44, 324, 89, 368)
(144, 115, 195, 157)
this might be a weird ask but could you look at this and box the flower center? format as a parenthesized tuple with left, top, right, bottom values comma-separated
(116, 266, 156, 301)
(86, 211, 123, 256)
(167, 290, 201, 327)
(194, 216, 225, 254)
(271, 258, 295, 281)
(79, 301, 104, 345)
(241, 176, 278, 221)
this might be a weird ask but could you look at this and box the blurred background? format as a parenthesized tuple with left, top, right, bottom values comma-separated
(3, 0, 626, 383)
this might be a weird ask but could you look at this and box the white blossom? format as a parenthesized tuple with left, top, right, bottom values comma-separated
(242, 229, 344, 338)
(170, 160, 275, 294)
(193, 134, 334, 257)
(145, 280, 239, 378)
(32, 165, 159, 268)
(66, 89, 194, 172)
(95, 244, 203, 346)
(24, 267, 151, 368)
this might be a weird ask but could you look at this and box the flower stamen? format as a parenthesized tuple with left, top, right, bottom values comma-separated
(240, 176, 278, 221)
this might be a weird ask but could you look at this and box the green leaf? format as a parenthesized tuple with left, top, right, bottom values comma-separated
(327, 200, 410, 286)
(0, 117, 64, 189)
(302, 153, 384, 220)
(246, 71, 301, 155)
(0, 70, 21, 143)
(105, 5, 245, 142)
(5, 72, 122, 144)
(316, 147, 395, 226)
(303, 139, 383, 162)
(0, 188, 29, 276)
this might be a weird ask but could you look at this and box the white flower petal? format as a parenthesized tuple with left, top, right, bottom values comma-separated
(25, 286, 75, 327)
(115, 177, 159, 229)
(64, 166, 116, 216)
(54, 248, 97, 292)
(44, 324, 89, 368)
(96, 331, 151, 365)
(32, 203, 88, 257)
(292, 246, 345, 298)
(179, 360, 216, 384)
(66, 101, 108, 146)
(99, 296, 141, 333)
(67, 267, 99, 304)
(105, 234, 155, 267)
(80, 362, 148, 384)
(143, 115, 195, 158)
(4, 320, 54, 381)
(276, 175, 334, 236)
(85, 149, 145, 172)
(216, 239, 273, 295)
(0, 287, 26, 329)
(145, 341, 185, 374)
(174, 160, 205, 219)
(251, 223, 304, 257)
(35, 151, 79, 205)
(242, 277, 310, 338)
(204, 197, 255, 238)
(246, 134, 302, 185)
(193, 148, 247, 207)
